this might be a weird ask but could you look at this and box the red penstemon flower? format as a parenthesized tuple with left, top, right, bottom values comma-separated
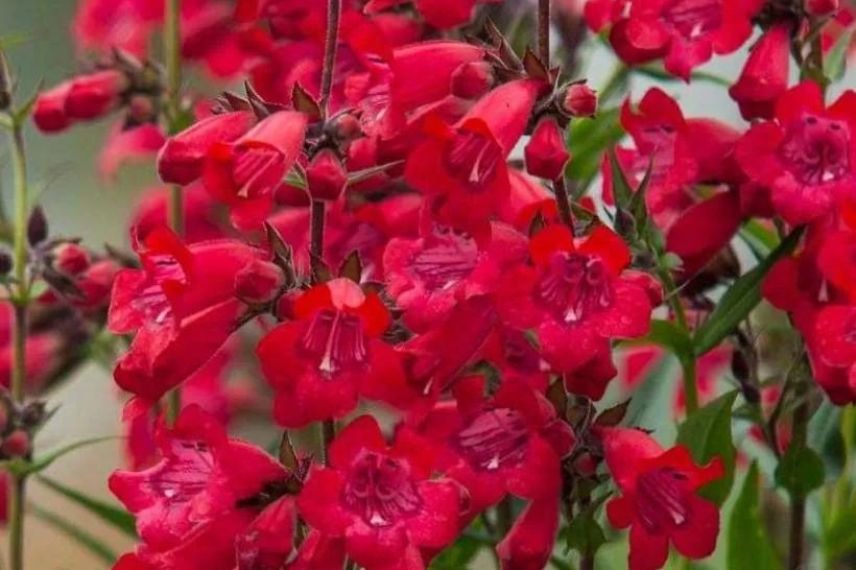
(405, 79, 543, 230)
(110, 405, 295, 569)
(296, 415, 464, 569)
(585, 0, 764, 80)
(601, 427, 724, 570)
(383, 220, 527, 333)
(495, 224, 653, 396)
(108, 227, 266, 408)
(202, 110, 308, 229)
(736, 82, 856, 225)
(413, 375, 574, 513)
(257, 277, 414, 428)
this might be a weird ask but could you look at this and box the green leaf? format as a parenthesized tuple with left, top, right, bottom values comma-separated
(566, 108, 625, 193)
(727, 462, 782, 570)
(826, 29, 854, 83)
(37, 475, 137, 538)
(693, 228, 804, 356)
(27, 436, 116, 475)
(645, 319, 694, 367)
(608, 147, 633, 211)
(808, 401, 845, 478)
(564, 502, 607, 558)
(739, 220, 780, 262)
(775, 443, 825, 497)
(676, 391, 738, 504)
(430, 533, 481, 569)
(634, 64, 732, 87)
(29, 502, 117, 565)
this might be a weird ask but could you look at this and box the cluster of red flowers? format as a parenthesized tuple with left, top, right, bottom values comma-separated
(16, 0, 856, 569)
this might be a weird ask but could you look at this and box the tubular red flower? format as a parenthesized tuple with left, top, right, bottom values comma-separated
(203, 110, 308, 229)
(110, 406, 294, 570)
(729, 25, 791, 121)
(257, 278, 415, 428)
(525, 118, 571, 181)
(297, 416, 464, 568)
(33, 83, 73, 133)
(736, 82, 856, 225)
(158, 111, 255, 185)
(65, 69, 128, 120)
(601, 428, 724, 570)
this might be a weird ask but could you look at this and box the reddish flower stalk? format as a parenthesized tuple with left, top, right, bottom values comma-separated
(313, 0, 344, 465)
(164, 0, 184, 424)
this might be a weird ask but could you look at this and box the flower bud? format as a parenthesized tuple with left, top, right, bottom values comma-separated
(524, 118, 570, 181)
(807, 0, 839, 16)
(65, 70, 128, 120)
(33, 82, 73, 133)
(0, 249, 12, 276)
(235, 259, 285, 304)
(729, 24, 790, 121)
(561, 83, 598, 117)
(54, 243, 91, 276)
(306, 149, 348, 201)
(331, 113, 362, 142)
(27, 205, 48, 246)
(126, 94, 158, 125)
(451, 61, 495, 99)
(2, 430, 30, 458)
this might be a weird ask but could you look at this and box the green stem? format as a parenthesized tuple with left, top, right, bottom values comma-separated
(163, 0, 183, 423)
(553, 176, 573, 231)
(320, 419, 336, 465)
(788, 375, 810, 570)
(654, 260, 697, 414)
(7, 477, 25, 570)
(6, 117, 29, 570)
(598, 62, 630, 104)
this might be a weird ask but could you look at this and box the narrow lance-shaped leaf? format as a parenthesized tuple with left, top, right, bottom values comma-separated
(693, 228, 804, 356)
(676, 391, 738, 504)
(566, 108, 624, 193)
(37, 475, 137, 538)
(727, 462, 782, 570)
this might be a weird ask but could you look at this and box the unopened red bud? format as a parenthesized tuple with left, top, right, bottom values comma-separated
(54, 243, 91, 275)
(562, 83, 598, 117)
(65, 70, 128, 120)
(2, 430, 30, 458)
(127, 94, 157, 124)
(275, 290, 301, 320)
(451, 61, 495, 99)
(235, 260, 285, 304)
(574, 453, 598, 477)
(306, 149, 348, 201)
(332, 113, 362, 142)
(525, 118, 570, 181)
(807, 0, 839, 15)
(33, 82, 73, 133)
(157, 111, 255, 185)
